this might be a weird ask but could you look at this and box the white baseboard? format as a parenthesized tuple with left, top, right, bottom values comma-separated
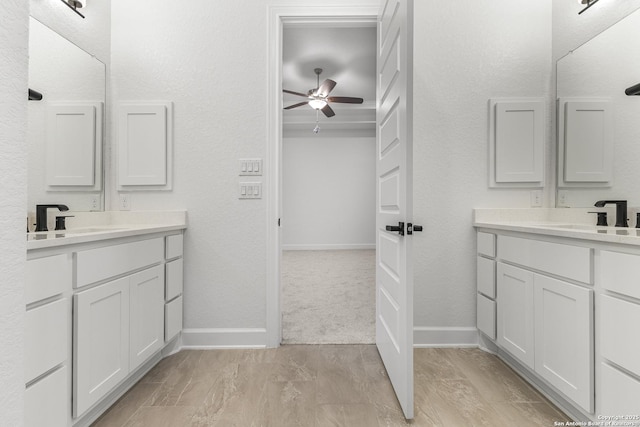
(282, 244, 375, 251)
(182, 327, 478, 349)
(181, 328, 268, 349)
(413, 326, 479, 348)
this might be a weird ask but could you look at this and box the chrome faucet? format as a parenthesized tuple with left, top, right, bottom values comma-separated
(35, 204, 69, 232)
(594, 200, 628, 227)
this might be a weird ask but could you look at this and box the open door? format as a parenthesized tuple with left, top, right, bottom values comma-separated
(376, 0, 414, 420)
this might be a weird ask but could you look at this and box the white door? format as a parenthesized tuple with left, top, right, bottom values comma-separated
(73, 276, 130, 417)
(496, 262, 535, 369)
(129, 265, 164, 371)
(534, 273, 593, 412)
(376, 0, 414, 419)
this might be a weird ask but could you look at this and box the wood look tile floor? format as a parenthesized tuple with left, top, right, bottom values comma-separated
(92, 346, 570, 427)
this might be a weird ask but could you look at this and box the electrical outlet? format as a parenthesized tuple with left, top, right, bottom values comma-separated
(557, 190, 569, 207)
(119, 194, 131, 211)
(90, 195, 100, 211)
(530, 190, 542, 207)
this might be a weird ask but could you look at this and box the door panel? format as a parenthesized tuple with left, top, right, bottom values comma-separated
(376, 0, 414, 419)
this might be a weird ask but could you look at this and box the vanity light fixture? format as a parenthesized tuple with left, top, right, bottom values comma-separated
(625, 83, 640, 96)
(61, 0, 86, 19)
(578, 0, 599, 15)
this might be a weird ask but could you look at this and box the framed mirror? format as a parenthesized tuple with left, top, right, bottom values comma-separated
(556, 7, 640, 207)
(28, 17, 106, 212)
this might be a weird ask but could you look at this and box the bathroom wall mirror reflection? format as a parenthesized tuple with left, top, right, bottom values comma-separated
(28, 17, 105, 212)
(556, 7, 640, 207)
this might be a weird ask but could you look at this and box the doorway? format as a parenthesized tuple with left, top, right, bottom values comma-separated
(280, 23, 377, 344)
(267, 1, 415, 419)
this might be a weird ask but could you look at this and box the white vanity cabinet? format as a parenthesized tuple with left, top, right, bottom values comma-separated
(599, 250, 640, 417)
(164, 233, 184, 342)
(480, 233, 594, 413)
(73, 238, 165, 418)
(476, 232, 497, 340)
(24, 253, 72, 427)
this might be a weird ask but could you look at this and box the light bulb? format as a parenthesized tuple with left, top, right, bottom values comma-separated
(308, 99, 327, 110)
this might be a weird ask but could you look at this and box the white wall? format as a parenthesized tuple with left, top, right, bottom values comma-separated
(110, 0, 556, 344)
(283, 136, 375, 250)
(0, 0, 28, 423)
(413, 0, 553, 330)
(110, 1, 379, 336)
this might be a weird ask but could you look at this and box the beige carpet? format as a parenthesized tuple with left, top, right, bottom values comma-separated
(281, 249, 375, 344)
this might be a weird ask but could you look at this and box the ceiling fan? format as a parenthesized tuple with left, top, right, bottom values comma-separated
(283, 68, 364, 118)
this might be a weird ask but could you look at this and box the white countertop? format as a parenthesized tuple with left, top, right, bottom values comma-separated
(27, 211, 187, 250)
(473, 208, 640, 246)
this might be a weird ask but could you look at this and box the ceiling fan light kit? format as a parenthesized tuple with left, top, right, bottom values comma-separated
(283, 68, 364, 133)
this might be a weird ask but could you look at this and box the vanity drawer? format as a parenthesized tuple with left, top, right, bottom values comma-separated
(25, 365, 68, 427)
(25, 298, 68, 383)
(498, 235, 591, 283)
(165, 233, 183, 259)
(600, 250, 640, 300)
(599, 363, 640, 417)
(165, 258, 183, 301)
(477, 294, 496, 340)
(165, 295, 183, 342)
(477, 232, 496, 258)
(76, 237, 163, 288)
(601, 295, 640, 377)
(477, 256, 496, 298)
(26, 254, 71, 305)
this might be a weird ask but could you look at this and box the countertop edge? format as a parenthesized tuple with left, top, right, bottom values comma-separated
(473, 221, 640, 246)
(27, 224, 187, 251)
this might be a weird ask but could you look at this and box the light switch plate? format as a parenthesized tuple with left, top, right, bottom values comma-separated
(239, 182, 262, 199)
(239, 158, 263, 176)
(530, 190, 542, 207)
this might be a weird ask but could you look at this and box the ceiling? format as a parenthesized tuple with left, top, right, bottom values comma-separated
(282, 25, 376, 137)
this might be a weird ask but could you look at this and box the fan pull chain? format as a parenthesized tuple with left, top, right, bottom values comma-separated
(313, 109, 320, 134)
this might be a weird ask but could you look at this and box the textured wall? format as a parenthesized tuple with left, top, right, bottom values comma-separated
(0, 0, 28, 424)
(412, 0, 553, 328)
(111, 0, 380, 330)
(282, 137, 375, 249)
(111, 1, 552, 335)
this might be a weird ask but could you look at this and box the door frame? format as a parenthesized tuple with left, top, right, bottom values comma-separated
(266, 4, 379, 347)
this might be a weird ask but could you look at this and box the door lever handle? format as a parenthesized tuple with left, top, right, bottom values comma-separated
(386, 222, 405, 236)
(407, 223, 423, 235)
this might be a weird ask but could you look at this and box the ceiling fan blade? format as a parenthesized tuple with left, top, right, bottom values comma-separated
(321, 104, 335, 118)
(317, 79, 337, 97)
(327, 96, 364, 104)
(284, 101, 309, 110)
(283, 89, 309, 98)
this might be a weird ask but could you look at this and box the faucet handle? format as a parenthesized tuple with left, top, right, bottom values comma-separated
(588, 211, 608, 226)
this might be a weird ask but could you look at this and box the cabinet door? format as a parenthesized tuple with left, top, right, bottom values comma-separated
(534, 274, 593, 413)
(130, 265, 164, 371)
(74, 277, 130, 417)
(497, 262, 535, 369)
